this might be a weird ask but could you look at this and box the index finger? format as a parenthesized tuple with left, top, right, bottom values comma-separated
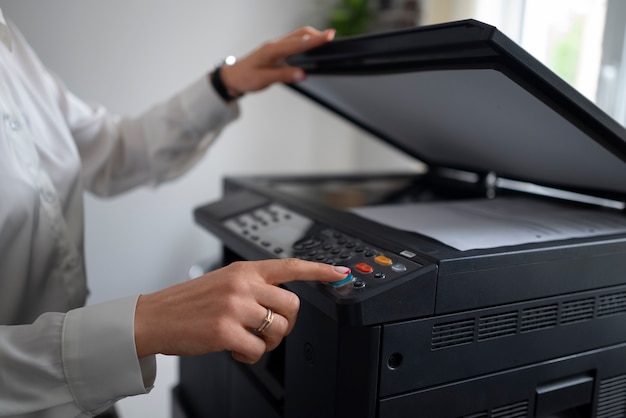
(268, 27, 335, 61)
(255, 258, 350, 285)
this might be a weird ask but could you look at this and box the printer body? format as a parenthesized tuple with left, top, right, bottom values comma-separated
(174, 20, 626, 418)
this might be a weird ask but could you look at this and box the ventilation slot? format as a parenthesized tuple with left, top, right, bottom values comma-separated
(491, 401, 528, 418)
(431, 319, 475, 350)
(432, 290, 626, 351)
(561, 297, 595, 324)
(520, 304, 558, 332)
(597, 374, 626, 418)
(477, 312, 517, 341)
(598, 292, 626, 318)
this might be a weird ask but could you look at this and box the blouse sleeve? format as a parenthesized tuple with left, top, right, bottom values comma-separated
(61, 73, 240, 197)
(0, 296, 156, 417)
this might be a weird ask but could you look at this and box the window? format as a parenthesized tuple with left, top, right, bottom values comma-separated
(519, 0, 607, 104)
(419, 0, 626, 126)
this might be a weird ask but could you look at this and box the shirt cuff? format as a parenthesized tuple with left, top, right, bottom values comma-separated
(179, 73, 240, 136)
(62, 295, 155, 414)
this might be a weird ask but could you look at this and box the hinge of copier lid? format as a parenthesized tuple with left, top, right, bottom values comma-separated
(434, 168, 626, 211)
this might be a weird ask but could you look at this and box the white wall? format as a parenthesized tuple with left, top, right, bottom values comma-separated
(0, 1, 372, 416)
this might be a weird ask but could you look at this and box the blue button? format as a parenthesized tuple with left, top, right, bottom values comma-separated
(328, 273, 355, 288)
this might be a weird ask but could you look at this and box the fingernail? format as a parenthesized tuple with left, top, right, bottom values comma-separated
(325, 29, 336, 40)
(293, 69, 306, 82)
(333, 266, 351, 275)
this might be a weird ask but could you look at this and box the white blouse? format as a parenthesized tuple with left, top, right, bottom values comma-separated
(0, 11, 238, 417)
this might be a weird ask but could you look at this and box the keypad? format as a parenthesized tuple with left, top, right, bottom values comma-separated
(224, 203, 420, 294)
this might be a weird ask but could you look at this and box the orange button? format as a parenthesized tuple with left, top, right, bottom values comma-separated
(355, 263, 373, 274)
(374, 255, 393, 266)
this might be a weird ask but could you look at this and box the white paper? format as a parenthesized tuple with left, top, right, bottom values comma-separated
(350, 197, 626, 251)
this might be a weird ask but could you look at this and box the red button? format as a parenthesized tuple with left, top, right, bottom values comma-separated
(355, 263, 373, 274)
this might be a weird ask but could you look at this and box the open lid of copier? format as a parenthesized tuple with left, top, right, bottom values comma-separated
(285, 19, 626, 205)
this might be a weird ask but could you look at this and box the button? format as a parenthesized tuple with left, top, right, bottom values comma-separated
(353, 280, 366, 289)
(40, 188, 56, 203)
(374, 272, 386, 280)
(327, 273, 354, 288)
(4, 114, 22, 131)
(374, 255, 393, 266)
(274, 248, 284, 254)
(391, 263, 407, 273)
(295, 237, 322, 249)
(65, 257, 79, 269)
(355, 263, 373, 274)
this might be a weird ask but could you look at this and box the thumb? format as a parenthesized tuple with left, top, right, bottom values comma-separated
(273, 66, 307, 84)
(250, 66, 306, 91)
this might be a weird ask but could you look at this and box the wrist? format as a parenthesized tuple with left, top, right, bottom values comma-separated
(134, 294, 159, 358)
(210, 55, 243, 102)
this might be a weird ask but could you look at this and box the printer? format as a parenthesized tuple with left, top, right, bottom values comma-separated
(173, 20, 626, 418)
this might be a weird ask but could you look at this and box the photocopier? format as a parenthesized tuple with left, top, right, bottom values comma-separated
(172, 19, 626, 418)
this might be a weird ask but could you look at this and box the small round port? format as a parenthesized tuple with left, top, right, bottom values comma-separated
(387, 353, 403, 370)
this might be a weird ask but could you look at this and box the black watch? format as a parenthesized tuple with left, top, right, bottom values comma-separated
(210, 55, 242, 102)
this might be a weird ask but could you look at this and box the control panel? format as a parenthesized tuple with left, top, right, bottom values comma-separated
(224, 203, 423, 295)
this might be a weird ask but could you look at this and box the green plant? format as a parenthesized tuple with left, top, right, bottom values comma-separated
(329, 0, 372, 37)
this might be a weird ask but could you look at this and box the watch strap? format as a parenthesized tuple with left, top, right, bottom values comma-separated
(210, 56, 242, 102)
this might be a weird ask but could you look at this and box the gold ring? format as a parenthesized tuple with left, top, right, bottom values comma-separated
(255, 307, 274, 334)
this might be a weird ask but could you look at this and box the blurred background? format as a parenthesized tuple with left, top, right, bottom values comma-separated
(0, 0, 624, 416)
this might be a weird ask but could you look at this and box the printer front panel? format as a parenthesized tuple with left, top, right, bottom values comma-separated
(379, 283, 626, 397)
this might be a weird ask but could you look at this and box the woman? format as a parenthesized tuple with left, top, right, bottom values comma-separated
(0, 9, 349, 417)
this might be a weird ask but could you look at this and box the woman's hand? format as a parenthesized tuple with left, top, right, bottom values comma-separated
(218, 26, 335, 97)
(134, 258, 350, 364)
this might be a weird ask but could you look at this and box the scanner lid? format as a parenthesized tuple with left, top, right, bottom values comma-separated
(286, 19, 626, 203)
